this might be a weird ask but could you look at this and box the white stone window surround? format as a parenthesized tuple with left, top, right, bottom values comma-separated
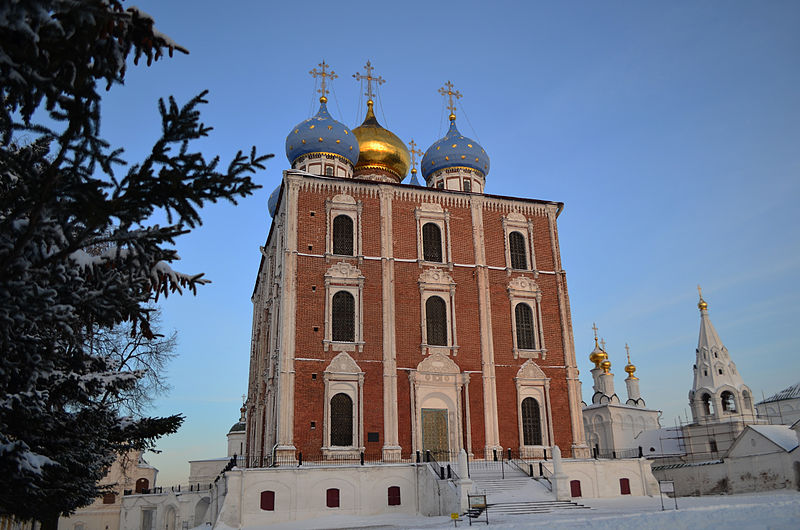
(418, 268, 459, 356)
(325, 194, 363, 260)
(323, 262, 365, 353)
(415, 203, 452, 269)
(322, 352, 364, 457)
(507, 276, 546, 359)
(502, 211, 537, 275)
(515, 360, 553, 457)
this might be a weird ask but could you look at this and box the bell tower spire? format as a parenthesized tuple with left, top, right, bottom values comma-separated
(689, 289, 755, 424)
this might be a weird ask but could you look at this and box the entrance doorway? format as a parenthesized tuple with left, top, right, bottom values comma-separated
(421, 408, 449, 459)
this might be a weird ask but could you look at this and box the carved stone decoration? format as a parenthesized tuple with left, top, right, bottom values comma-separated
(419, 202, 444, 213)
(418, 267, 455, 287)
(508, 276, 540, 295)
(331, 193, 356, 205)
(515, 359, 548, 381)
(416, 351, 460, 375)
(506, 211, 526, 223)
(325, 261, 364, 280)
(325, 351, 362, 375)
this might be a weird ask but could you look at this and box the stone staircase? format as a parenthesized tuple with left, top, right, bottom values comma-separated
(467, 461, 590, 516)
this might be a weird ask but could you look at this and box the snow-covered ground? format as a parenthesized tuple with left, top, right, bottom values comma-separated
(227, 491, 800, 529)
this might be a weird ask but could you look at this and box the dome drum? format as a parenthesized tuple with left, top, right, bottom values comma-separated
(292, 152, 355, 178)
(427, 166, 485, 193)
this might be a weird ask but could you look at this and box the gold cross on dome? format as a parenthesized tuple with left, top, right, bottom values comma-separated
(408, 139, 423, 171)
(353, 60, 385, 102)
(438, 80, 462, 119)
(625, 343, 631, 363)
(310, 60, 337, 100)
(599, 338, 606, 351)
(697, 284, 704, 299)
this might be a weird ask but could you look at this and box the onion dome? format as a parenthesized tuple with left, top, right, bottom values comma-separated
(268, 184, 281, 218)
(697, 285, 708, 311)
(589, 332, 608, 367)
(624, 343, 638, 378)
(421, 116, 490, 180)
(352, 100, 410, 181)
(285, 97, 359, 167)
(600, 360, 612, 374)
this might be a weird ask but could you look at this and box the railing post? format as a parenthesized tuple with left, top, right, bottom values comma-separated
(360, 452, 364, 466)
(638, 446, 643, 458)
(426, 450, 431, 463)
(539, 462, 543, 477)
(612, 450, 617, 459)
(593, 447, 598, 459)
(440, 467, 445, 480)
(507, 448, 512, 461)
(447, 464, 452, 479)
(543, 449, 548, 461)
(493, 449, 498, 461)
(416, 450, 421, 463)
(298, 452, 302, 466)
(529, 464, 534, 477)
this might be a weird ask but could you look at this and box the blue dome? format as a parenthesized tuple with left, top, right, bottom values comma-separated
(421, 119, 489, 180)
(285, 99, 359, 166)
(268, 184, 281, 218)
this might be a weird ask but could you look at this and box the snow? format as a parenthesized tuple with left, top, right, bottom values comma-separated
(757, 382, 800, 404)
(633, 427, 685, 457)
(749, 424, 800, 452)
(214, 492, 800, 529)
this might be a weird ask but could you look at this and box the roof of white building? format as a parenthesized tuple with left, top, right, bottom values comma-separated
(755, 382, 800, 405)
(748, 424, 799, 452)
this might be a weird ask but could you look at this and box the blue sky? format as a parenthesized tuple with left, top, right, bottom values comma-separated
(98, 1, 800, 483)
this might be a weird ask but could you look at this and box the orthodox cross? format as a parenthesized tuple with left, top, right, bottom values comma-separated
(625, 343, 631, 364)
(599, 338, 606, 351)
(310, 60, 337, 100)
(697, 284, 704, 299)
(438, 80, 462, 119)
(408, 139, 423, 172)
(353, 60, 384, 102)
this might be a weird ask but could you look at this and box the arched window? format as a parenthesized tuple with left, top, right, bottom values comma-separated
(332, 215, 353, 256)
(387, 486, 401, 506)
(509, 231, 527, 269)
(326, 488, 340, 508)
(332, 291, 355, 342)
(135, 478, 149, 494)
(515, 303, 535, 350)
(330, 393, 353, 446)
(742, 390, 752, 410)
(721, 391, 737, 412)
(422, 223, 443, 262)
(426, 296, 447, 346)
(702, 393, 714, 416)
(521, 397, 542, 445)
(570, 480, 582, 497)
(260, 490, 275, 511)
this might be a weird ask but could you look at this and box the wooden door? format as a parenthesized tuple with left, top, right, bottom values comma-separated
(421, 408, 449, 460)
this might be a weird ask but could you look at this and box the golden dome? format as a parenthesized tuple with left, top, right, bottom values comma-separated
(600, 360, 612, 374)
(352, 101, 410, 181)
(625, 363, 637, 375)
(698, 298, 708, 311)
(589, 347, 608, 367)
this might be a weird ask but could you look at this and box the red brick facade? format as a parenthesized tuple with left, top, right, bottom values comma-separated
(245, 172, 587, 464)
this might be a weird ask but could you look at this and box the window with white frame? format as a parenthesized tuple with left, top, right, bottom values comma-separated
(507, 276, 545, 359)
(502, 211, 535, 273)
(326, 194, 362, 258)
(323, 352, 363, 455)
(415, 203, 451, 266)
(324, 262, 364, 352)
(418, 268, 458, 355)
(515, 360, 551, 454)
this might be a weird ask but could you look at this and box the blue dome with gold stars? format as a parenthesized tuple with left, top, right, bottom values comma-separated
(267, 184, 281, 218)
(285, 98, 359, 166)
(421, 119, 489, 180)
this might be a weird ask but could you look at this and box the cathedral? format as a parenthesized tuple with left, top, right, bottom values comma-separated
(244, 61, 590, 466)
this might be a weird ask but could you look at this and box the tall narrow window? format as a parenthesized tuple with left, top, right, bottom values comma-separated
(702, 393, 713, 416)
(509, 231, 527, 269)
(515, 303, 535, 350)
(426, 296, 447, 346)
(422, 223, 443, 262)
(331, 291, 355, 342)
(521, 397, 542, 445)
(387, 486, 401, 506)
(326, 488, 340, 508)
(330, 393, 353, 446)
(332, 215, 353, 255)
(463, 179, 471, 192)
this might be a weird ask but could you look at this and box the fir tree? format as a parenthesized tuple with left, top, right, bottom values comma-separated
(0, 2, 271, 527)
